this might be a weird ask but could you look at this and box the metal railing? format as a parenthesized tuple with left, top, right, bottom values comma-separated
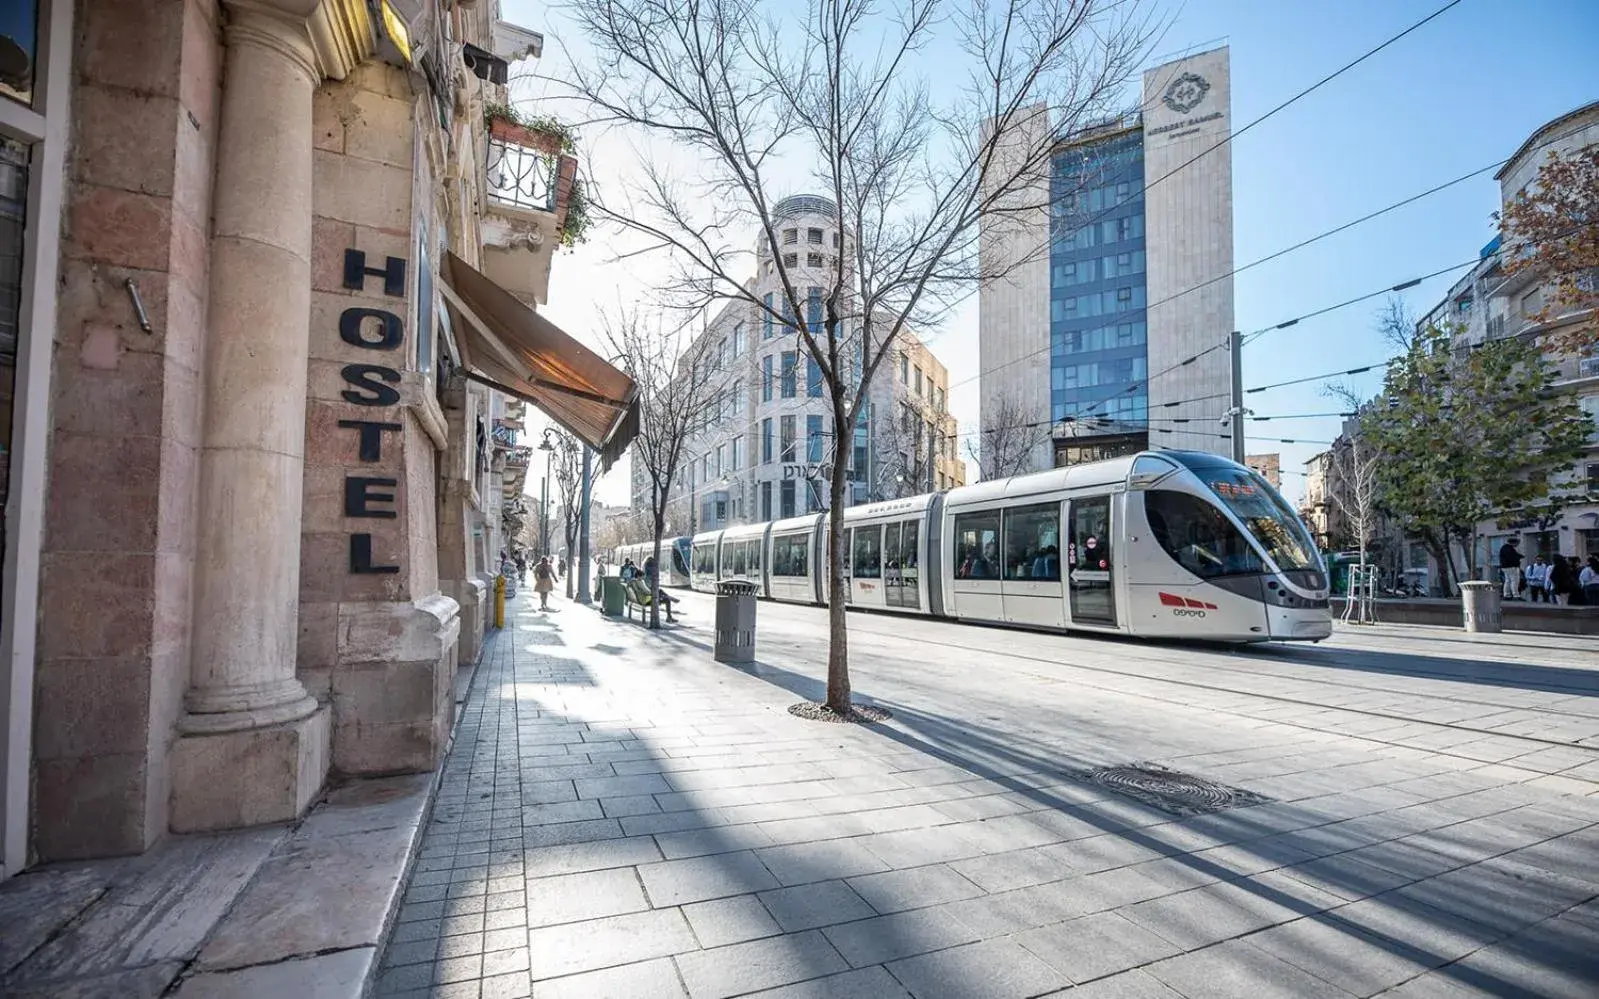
(486, 135, 558, 213)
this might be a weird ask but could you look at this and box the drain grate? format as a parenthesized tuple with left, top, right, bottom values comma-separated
(1084, 763, 1271, 817)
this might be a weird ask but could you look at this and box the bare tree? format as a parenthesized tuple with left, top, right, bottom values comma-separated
(605, 307, 718, 628)
(968, 395, 1052, 480)
(1323, 383, 1381, 595)
(874, 402, 939, 499)
(565, 0, 1152, 714)
(547, 429, 584, 597)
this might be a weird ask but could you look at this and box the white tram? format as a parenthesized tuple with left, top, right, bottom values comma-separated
(678, 451, 1331, 643)
(612, 536, 692, 588)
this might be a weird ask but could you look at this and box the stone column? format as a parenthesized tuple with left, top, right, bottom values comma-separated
(171, 1, 330, 831)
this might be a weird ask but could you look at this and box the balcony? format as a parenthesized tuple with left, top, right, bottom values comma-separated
(480, 108, 584, 306)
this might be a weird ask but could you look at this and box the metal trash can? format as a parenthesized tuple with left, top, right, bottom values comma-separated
(600, 576, 627, 617)
(1460, 580, 1502, 634)
(714, 580, 759, 663)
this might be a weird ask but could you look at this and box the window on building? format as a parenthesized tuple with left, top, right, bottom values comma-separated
(780, 479, 796, 518)
(780, 351, 797, 398)
(761, 481, 773, 521)
(900, 354, 909, 382)
(731, 379, 745, 416)
(807, 356, 823, 398)
(732, 324, 745, 357)
(715, 499, 727, 521)
(953, 510, 1000, 579)
(731, 436, 743, 471)
(807, 227, 823, 244)
(763, 293, 774, 338)
(714, 443, 725, 478)
(1003, 503, 1061, 581)
(783, 228, 798, 244)
(933, 386, 945, 413)
(913, 367, 923, 396)
(782, 253, 798, 269)
(806, 287, 823, 335)
(1588, 463, 1599, 493)
(807, 252, 823, 268)
(761, 417, 773, 463)
(1521, 288, 1543, 317)
(832, 232, 841, 248)
(762, 355, 773, 402)
(1145, 489, 1264, 578)
(780, 414, 796, 461)
(806, 414, 824, 463)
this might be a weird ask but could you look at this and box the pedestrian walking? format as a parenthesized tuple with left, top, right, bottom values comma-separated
(1581, 556, 1599, 607)
(1498, 538, 1523, 600)
(533, 556, 556, 611)
(1525, 555, 1550, 603)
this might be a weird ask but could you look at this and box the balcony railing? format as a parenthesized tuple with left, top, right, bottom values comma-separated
(487, 132, 560, 214)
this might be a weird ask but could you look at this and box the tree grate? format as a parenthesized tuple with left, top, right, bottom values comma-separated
(1081, 763, 1272, 817)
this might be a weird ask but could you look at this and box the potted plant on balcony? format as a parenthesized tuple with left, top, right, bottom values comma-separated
(484, 102, 576, 157)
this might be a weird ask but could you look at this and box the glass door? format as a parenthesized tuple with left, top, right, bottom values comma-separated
(883, 522, 904, 607)
(1067, 496, 1116, 625)
(901, 520, 921, 610)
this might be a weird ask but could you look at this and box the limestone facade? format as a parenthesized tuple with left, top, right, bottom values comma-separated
(0, 0, 580, 874)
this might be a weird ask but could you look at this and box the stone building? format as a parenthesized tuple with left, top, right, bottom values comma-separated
(978, 47, 1234, 471)
(1245, 453, 1281, 489)
(0, 0, 636, 878)
(1416, 100, 1599, 574)
(628, 195, 966, 534)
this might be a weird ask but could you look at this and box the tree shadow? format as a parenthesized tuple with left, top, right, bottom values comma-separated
(672, 641, 1597, 997)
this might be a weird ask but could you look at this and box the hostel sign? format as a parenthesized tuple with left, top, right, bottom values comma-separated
(338, 248, 408, 575)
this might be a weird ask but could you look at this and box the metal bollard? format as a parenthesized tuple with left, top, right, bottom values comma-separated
(494, 575, 507, 629)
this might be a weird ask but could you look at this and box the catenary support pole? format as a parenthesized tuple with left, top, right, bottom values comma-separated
(1229, 329, 1246, 464)
(576, 446, 593, 604)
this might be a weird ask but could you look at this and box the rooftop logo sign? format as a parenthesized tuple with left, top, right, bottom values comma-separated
(1161, 72, 1210, 115)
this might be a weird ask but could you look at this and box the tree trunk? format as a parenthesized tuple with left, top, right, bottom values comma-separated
(650, 509, 665, 630)
(825, 459, 851, 714)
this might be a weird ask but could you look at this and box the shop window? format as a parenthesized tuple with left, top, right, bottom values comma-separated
(1003, 503, 1060, 581)
(953, 510, 1000, 579)
(1145, 489, 1263, 578)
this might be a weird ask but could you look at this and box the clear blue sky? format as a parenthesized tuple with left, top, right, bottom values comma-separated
(516, 0, 1599, 507)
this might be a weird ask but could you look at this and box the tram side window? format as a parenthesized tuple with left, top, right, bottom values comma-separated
(1004, 503, 1060, 581)
(1145, 490, 1263, 578)
(748, 539, 763, 574)
(695, 544, 715, 575)
(901, 521, 919, 569)
(953, 511, 1000, 579)
(852, 527, 882, 578)
(731, 541, 748, 576)
(772, 533, 808, 576)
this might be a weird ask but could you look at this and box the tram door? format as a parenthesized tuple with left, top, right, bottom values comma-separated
(883, 521, 922, 609)
(1067, 495, 1117, 626)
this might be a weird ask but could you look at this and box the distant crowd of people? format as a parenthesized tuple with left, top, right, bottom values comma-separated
(1497, 538, 1599, 606)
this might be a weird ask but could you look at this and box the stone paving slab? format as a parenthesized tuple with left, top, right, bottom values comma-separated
(373, 591, 1599, 998)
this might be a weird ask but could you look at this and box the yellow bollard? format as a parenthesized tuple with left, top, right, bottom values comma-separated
(494, 575, 506, 629)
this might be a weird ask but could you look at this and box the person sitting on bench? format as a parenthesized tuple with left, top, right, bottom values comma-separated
(642, 556, 677, 623)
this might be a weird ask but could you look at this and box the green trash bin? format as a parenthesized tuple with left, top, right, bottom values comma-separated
(601, 576, 626, 616)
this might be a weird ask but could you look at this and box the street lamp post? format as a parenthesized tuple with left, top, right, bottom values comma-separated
(538, 429, 555, 557)
(576, 445, 593, 604)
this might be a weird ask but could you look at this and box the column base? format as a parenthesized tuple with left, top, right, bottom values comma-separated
(170, 704, 331, 833)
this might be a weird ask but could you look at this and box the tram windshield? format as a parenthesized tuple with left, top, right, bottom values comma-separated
(1194, 466, 1320, 571)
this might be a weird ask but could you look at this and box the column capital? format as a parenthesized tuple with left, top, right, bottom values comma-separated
(223, 1, 320, 87)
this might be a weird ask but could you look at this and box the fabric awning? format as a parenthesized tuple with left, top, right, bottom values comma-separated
(440, 252, 639, 471)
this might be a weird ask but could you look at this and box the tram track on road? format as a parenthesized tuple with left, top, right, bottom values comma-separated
(689, 596, 1599, 774)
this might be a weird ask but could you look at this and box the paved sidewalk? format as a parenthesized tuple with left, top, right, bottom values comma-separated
(375, 592, 1599, 998)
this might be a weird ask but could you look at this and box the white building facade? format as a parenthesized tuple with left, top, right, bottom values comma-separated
(631, 195, 965, 533)
(978, 47, 1235, 471)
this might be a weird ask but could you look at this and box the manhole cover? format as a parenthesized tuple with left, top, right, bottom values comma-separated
(1086, 763, 1271, 817)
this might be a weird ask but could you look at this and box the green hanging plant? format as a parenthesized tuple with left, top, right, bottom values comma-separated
(483, 102, 578, 155)
(560, 178, 592, 248)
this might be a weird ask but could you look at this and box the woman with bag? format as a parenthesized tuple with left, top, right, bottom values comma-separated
(533, 556, 556, 610)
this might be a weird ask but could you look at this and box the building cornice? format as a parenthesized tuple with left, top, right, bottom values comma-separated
(307, 0, 377, 80)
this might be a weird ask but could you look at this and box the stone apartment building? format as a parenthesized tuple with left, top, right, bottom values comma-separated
(1415, 100, 1599, 577)
(0, 0, 636, 878)
(629, 194, 966, 536)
